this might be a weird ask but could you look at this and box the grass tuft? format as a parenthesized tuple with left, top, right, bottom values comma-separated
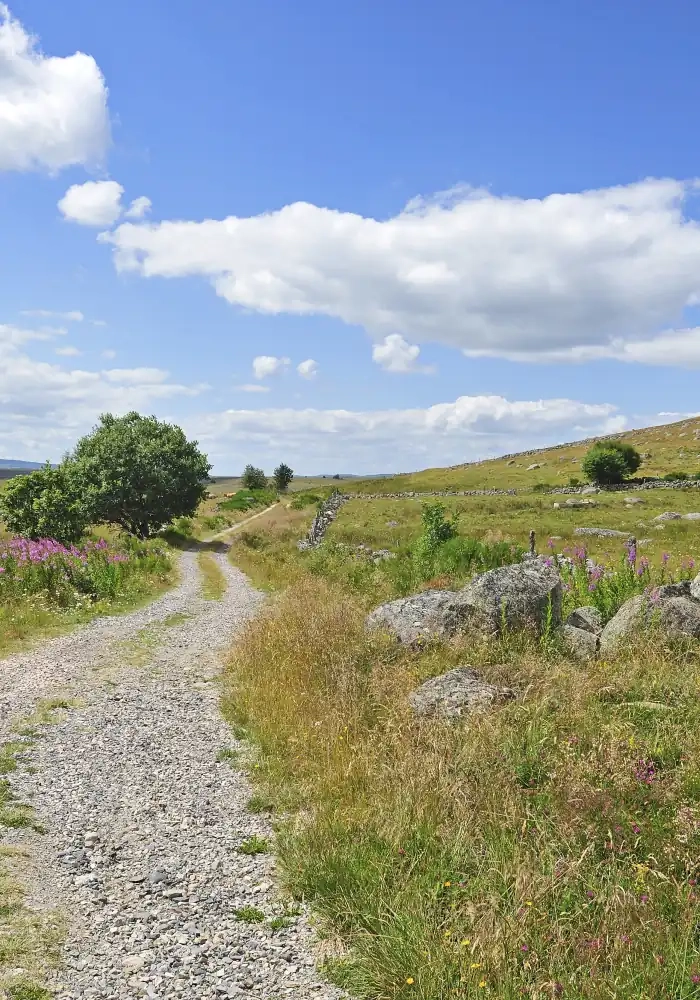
(197, 551, 227, 600)
(237, 835, 269, 856)
(232, 905, 266, 923)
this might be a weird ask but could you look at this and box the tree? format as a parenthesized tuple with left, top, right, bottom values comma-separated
(71, 412, 211, 538)
(0, 463, 96, 544)
(581, 440, 641, 485)
(241, 465, 268, 490)
(273, 463, 294, 492)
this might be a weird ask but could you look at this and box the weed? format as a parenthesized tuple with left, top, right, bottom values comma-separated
(215, 748, 238, 764)
(197, 552, 227, 600)
(246, 794, 274, 814)
(232, 906, 265, 923)
(5, 980, 52, 999)
(237, 836, 269, 856)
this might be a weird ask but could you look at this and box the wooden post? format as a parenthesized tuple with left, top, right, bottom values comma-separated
(529, 529, 536, 556)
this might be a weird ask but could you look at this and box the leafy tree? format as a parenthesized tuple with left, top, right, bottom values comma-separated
(581, 440, 641, 485)
(0, 463, 96, 544)
(273, 463, 294, 492)
(71, 412, 211, 538)
(241, 465, 268, 490)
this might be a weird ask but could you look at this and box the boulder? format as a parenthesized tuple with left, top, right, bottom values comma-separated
(366, 590, 470, 645)
(564, 499, 597, 508)
(653, 512, 682, 522)
(527, 463, 541, 471)
(574, 527, 632, 538)
(581, 486, 599, 495)
(408, 667, 516, 719)
(457, 559, 563, 635)
(689, 571, 700, 601)
(625, 497, 645, 505)
(653, 581, 691, 600)
(600, 594, 700, 652)
(561, 624, 599, 661)
(566, 605, 603, 635)
(683, 513, 700, 521)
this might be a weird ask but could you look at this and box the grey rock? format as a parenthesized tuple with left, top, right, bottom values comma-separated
(683, 512, 700, 520)
(408, 667, 516, 719)
(563, 499, 597, 508)
(366, 590, 470, 645)
(600, 595, 648, 652)
(653, 511, 682, 522)
(690, 572, 700, 601)
(653, 581, 691, 600)
(581, 485, 599, 495)
(565, 606, 603, 635)
(457, 559, 562, 634)
(658, 597, 700, 638)
(561, 624, 599, 660)
(601, 593, 700, 652)
(574, 527, 632, 538)
(526, 463, 541, 471)
(624, 497, 645, 505)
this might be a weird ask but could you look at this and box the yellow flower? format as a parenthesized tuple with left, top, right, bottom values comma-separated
(443, 880, 451, 887)
(406, 977, 415, 985)
(461, 938, 471, 947)
(444, 929, 452, 937)
(470, 962, 482, 969)
(479, 981, 487, 989)
(525, 900, 533, 906)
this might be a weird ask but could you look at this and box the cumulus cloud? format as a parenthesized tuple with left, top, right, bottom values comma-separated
(252, 355, 290, 379)
(101, 348, 116, 359)
(0, 324, 204, 460)
(102, 178, 700, 365)
(188, 394, 626, 474)
(234, 383, 270, 393)
(297, 359, 318, 379)
(58, 180, 124, 226)
(372, 334, 435, 374)
(125, 196, 152, 220)
(0, 5, 109, 172)
(55, 345, 81, 357)
(21, 309, 84, 322)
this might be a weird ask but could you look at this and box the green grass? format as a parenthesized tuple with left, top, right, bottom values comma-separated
(216, 747, 238, 764)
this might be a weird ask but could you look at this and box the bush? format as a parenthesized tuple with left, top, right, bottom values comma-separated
(568, 476, 581, 487)
(71, 412, 210, 538)
(663, 471, 688, 481)
(219, 489, 276, 512)
(273, 463, 294, 492)
(289, 492, 321, 510)
(581, 440, 641, 485)
(532, 482, 552, 493)
(0, 463, 96, 545)
(414, 502, 458, 560)
(241, 465, 268, 490)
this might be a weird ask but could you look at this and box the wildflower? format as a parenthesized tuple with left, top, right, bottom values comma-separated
(406, 978, 414, 985)
(586, 890, 595, 898)
(470, 962, 482, 969)
(662, 551, 670, 564)
(692, 973, 700, 984)
(520, 944, 529, 952)
(461, 939, 471, 947)
(443, 881, 451, 887)
(632, 824, 641, 835)
(478, 982, 487, 989)
(525, 900, 533, 907)
(640, 894, 649, 903)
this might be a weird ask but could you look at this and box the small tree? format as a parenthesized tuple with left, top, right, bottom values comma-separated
(0, 463, 96, 544)
(273, 463, 294, 492)
(241, 465, 268, 490)
(582, 441, 641, 485)
(71, 412, 211, 538)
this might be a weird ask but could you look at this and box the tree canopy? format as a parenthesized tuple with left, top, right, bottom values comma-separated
(241, 465, 268, 490)
(273, 463, 294, 491)
(581, 440, 641, 485)
(0, 462, 96, 544)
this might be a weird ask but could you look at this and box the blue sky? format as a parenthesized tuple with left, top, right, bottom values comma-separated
(2, 0, 700, 474)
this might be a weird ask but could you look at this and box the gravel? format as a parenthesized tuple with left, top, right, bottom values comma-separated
(1, 549, 344, 999)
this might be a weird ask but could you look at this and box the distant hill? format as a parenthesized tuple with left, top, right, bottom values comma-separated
(350, 416, 700, 494)
(0, 459, 44, 470)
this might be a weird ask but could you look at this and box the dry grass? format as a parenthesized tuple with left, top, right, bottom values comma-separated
(197, 551, 227, 600)
(223, 572, 700, 999)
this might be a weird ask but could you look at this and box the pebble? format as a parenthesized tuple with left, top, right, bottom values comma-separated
(1, 550, 344, 1000)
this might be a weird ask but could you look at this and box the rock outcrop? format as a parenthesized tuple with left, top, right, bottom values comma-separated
(365, 590, 470, 645)
(457, 559, 563, 635)
(408, 667, 516, 719)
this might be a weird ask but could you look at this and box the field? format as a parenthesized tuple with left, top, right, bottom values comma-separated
(224, 436, 700, 999)
(349, 416, 700, 494)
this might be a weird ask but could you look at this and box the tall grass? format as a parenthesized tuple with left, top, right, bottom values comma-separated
(224, 575, 700, 999)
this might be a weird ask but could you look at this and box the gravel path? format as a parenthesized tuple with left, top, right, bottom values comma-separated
(1, 549, 343, 999)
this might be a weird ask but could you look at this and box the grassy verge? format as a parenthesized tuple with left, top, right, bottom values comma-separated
(197, 551, 227, 600)
(0, 538, 176, 659)
(225, 488, 700, 999)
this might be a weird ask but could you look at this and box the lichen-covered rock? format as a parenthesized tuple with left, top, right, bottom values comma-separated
(690, 572, 700, 602)
(566, 606, 603, 635)
(561, 624, 599, 660)
(457, 559, 563, 635)
(653, 511, 682, 522)
(600, 593, 700, 652)
(365, 590, 470, 645)
(574, 527, 632, 538)
(408, 667, 516, 719)
(653, 581, 691, 600)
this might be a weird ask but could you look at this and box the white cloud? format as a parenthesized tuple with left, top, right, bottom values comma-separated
(234, 383, 270, 393)
(21, 309, 84, 322)
(58, 180, 124, 226)
(297, 359, 318, 379)
(92, 319, 107, 328)
(102, 178, 700, 366)
(252, 355, 290, 379)
(101, 348, 116, 359)
(372, 334, 435, 374)
(55, 345, 81, 357)
(0, 5, 109, 172)
(125, 196, 152, 220)
(188, 394, 626, 474)
(0, 324, 204, 460)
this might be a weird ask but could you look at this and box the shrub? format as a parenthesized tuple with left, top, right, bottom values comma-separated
(219, 489, 276, 512)
(71, 412, 210, 538)
(532, 481, 552, 493)
(663, 471, 688, 481)
(273, 463, 294, 492)
(581, 440, 641, 484)
(0, 463, 96, 545)
(241, 465, 268, 490)
(289, 492, 321, 510)
(568, 476, 581, 487)
(417, 502, 458, 551)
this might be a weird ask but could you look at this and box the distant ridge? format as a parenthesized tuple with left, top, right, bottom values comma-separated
(0, 459, 44, 470)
